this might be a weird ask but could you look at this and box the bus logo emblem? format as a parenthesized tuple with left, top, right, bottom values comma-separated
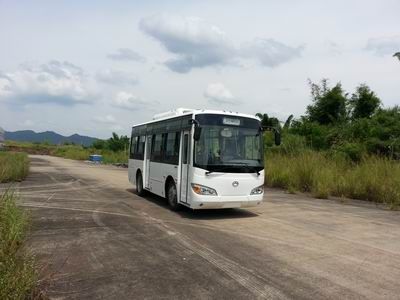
(232, 181, 239, 187)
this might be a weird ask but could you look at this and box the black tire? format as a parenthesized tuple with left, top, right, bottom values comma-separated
(167, 182, 180, 211)
(136, 172, 145, 196)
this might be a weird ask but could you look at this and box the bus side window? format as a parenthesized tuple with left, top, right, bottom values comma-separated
(130, 136, 137, 158)
(150, 134, 156, 160)
(164, 132, 180, 165)
(183, 134, 188, 164)
(173, 132, 180, 164)
(151, 134, 163, 162)
(161, 133, 168, 162)
(136, 136, 145, 160)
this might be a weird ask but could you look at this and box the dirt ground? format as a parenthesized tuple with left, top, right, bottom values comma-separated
(4, 155, 400, 299)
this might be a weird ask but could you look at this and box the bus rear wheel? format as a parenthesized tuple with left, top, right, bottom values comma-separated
(167, 182, 180, 211)
(136, 172, 145, 196)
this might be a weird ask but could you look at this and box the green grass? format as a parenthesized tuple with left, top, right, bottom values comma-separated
(5, 141, 128, 164)
(51, 145, 92, 160)
(0, 189, 38, 299)
(265, 151, 400, 209)
(51, 146, 128, 163)
(5, 141, 56, 154)
(0, 152, 30, 183)
(100, 150, 128, 164)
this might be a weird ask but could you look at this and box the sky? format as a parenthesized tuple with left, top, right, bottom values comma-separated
(0, 0, 399, 139)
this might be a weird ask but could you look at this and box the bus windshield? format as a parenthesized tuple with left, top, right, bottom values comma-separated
(194, 122, 264, 173)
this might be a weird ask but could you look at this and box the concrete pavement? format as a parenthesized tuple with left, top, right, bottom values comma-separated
(4, 155, 400, 299)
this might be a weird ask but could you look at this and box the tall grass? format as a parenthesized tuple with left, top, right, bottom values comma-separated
(0, 152, 30, 183)
(51, 146, 128, 163)
(51, 145, 92, 160)
(265, 151, 400, 208)
(100, 150, 128, 164)
(0, 189, 38, 299)
(5, 141, 129, 164)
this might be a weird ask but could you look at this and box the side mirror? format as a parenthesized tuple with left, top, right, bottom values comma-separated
(190, 119, 202, 141)
(194, 126, 202, 141)
(262, 126, 281, 146)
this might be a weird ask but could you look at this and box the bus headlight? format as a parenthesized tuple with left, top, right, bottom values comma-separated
(251, 185, 264, 195)
(191, 183, 218, 196)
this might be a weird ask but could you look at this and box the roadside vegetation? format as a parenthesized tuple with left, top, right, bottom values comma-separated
(265, 151, 400, 208)
(0, 189, 38, 299)
(262, 79, 400, 208)
(0, 152, 30, 183)
(5, 132, 129, 165)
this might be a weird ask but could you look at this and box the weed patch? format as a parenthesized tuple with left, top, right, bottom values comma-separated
(0, 152, 30, 183)
(265, 151, 400, 208)
(0, 189, 39, 299)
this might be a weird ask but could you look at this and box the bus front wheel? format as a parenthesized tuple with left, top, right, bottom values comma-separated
(167, 182, 180, 211)
(136, 172, 145, 196)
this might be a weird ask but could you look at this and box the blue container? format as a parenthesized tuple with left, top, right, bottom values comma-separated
(89, 154, 103, 163)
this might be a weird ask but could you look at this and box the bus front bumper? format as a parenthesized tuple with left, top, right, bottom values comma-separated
(188, 194, 264, 209)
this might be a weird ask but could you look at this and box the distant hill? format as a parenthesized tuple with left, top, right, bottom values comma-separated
(4, 130, 98, 147)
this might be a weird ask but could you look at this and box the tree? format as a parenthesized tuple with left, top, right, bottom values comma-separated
(92, 139, 107, 150)
(306, 79, 348, 125)
(256, 113, 281, 129)
(290, 118, 331, 150)
(349, 84, 381, 119)
(283, 114, 294, 130)
(107, 132, 129, 152)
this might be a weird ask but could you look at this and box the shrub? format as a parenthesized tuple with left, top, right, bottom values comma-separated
(0, 152, 30, 183)
(267, 133, 308, 155)
(50, 145, 128, 164)
(51, 145, 91, 160)
(290, 121, 331, 150)
(337, 157, 400, 208)
(100, 150, 128, 164)
(265, 151, 400, 208)
(333, 142, 367, 162)
(0, 189, 38, 299)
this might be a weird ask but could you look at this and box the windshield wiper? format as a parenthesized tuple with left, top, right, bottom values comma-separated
(205, 164, 261, 176)
(223, 162, 261, 175)
(205, 165, 234, 175)
(228, 163, 262, 176)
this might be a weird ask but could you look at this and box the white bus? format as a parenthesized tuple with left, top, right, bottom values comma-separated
(128, 108, 280, 210)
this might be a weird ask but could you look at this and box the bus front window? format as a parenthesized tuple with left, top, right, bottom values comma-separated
(194, 125, 264, 173)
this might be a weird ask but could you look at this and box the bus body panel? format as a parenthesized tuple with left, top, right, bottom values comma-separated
(188, 167, 264, 209)
(128, 158, 143, 185)
(148, 161, 178, 197)
(192, 167, 264, 196)
(189, 193, 263, 209)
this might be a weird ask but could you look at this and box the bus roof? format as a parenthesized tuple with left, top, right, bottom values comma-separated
(132, 108, 260, 128)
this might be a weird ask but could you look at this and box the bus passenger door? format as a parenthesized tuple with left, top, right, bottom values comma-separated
(179, 131, 190, 203)
(145, 135, 151, 189)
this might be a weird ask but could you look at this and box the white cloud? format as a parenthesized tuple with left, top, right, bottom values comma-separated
(96, 69, 138, 86)
(92, 114, 124, 132)
(107, 48, 146, 62)
(112, 91, 156, 110)
(140, 14, 303, 73)
(365, 35, 400, 56)
(240, 38, 303, 67)
(204, 83, 239, 105)
(140, 14, 236, 73)
(0, 60, 92, 105)
(93, 114, 117, 124)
